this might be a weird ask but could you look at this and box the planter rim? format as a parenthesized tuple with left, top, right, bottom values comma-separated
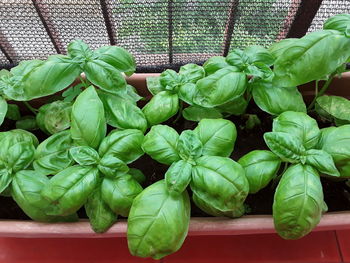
(1, 212, 350, 238)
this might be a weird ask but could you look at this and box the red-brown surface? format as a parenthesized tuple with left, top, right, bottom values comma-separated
(0, 230, 348, 263)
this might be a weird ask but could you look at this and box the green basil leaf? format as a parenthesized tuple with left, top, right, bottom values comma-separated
(251, 82, 306, 115)
(165, 160, 192, 195)
(71, 86, 106, 149)
(85, 185, 117, 233)
(14, 55, 81, 101)
(0, 129, 38, 149)
(269, 38, 298, 59)
(273, 164, 324, 239)
(191, 156, 249, 217)
(178, 83, 198, 104)
(226, 49, 250, 69)
(0, 97, 7, 126)
(16, 116, 38, 131)
(128, 168, 146, 184)
(203, 56, 231, 75)
(98, 91, 147, 132)
(244, 62, 274, 80)
(317, 125, 350, 177)
(176, 130, 202, 163)
(323, 14, 350, 34)
(0, 168, 12, 194)
(216, 95, 248, 115)
(305, 149, 340, 177)
(5, 104, 20, 121)
(146, 76, 164, 95)
(142, 91, 179, 126)
(273, 30, 350, 87)
(84, 60, 127, 93)
(179, 64, 205, 83)
(36, 101, 72, 134)
(12, 170, 78, 222)
(94, 45, 136, 76)
(69, 146, 99, 166)
(101, 175, 143, 217)
(67, 39, 93, 59)
(238, 150, 281, 194)
(125, 84, 143, 103)
(6, 141, 35, 172)
(244, 45, 275, 66)
(316, 95, 350, 125)
(41, 165, 100, 215)
(142, 125, 180, 165)
(98, 153, 129, 178)
(0, 69, 11, 78)
(193, 118, 237, 157)
(272, 111, 320, 149)
(159, 69, 183, 92)
(182, 105, 222, 122)
(62, 84, 83, 102)
(33, 130, 74, 176)
(194, 68, 247, 107)
(264, 132, 306, 163)
(127, 180, 190, 260)
(98, 129, 144, 164)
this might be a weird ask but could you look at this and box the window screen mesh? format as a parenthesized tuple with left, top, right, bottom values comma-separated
(0, 0, 349, 71)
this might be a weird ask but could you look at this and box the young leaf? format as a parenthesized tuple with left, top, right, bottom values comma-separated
(179, 64, 205, 83)
(0, 97, 7, 126)
(69, 146, 100, 166)
(12, 170, 78, 222)
(191, 156, 249, 217)
(251, 82, 306, 115)
(62, 84, 83, 102)
(272, 111, 320, 150)
(94, 45, 136, 76)
(41, 165, 100, 215)
(127, 180, 190, 260)
(243, 45, 275, 66)
(33, 130, 74, 176)
(323, 14, 350, 33)
(165, 160, 192, 195)
(316, 95, 350, 125)
(98, 129, 144, 164)
(146, 76, 164, 95)
(159, 69, 183, 92)
(194, 68, 247, 107)
(305, 149, 340, 177)
(98, 153, 129, 178)
(83, 60, 127, 93)
(0, 168, 12, 194)
(182, 105, 222, 122)
(67, 39, 93, 59)
(178, 83, 198, 104)
(142, 125, 180, 165)
(264, 132, 306, 163)
(226, 49, 250, 69)
(273, 164, 324, 240)
(85, 185, 117, 233)
(98, 91, 147, 132)
(193, 118, 237, 157)
(203, 56, 232, 75)
(176, 130, 203, 164)
(142, 91, 179, 126)
(71, 86, 106, 149)
(238, 150, 281, 194)
(101, 175, 143, 217)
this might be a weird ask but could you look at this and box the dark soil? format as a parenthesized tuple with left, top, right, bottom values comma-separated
(1, 102, 350, 220)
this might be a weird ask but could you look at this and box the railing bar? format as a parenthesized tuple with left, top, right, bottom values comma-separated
(100, 0, 117, 45)
(223, 0, 239, 56)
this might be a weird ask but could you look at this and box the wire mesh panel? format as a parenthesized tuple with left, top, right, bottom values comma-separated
(1, 0, 350, 71)
(308, 0, 350, 32)
(230, 0, 301, 49)
(34, 0, 110, 52)
(0, 0, 56, 64)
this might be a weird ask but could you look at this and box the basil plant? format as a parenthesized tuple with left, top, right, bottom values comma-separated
(127, 118, 249, 259)
(39, 82, 145, 233)
(239, 111, 341, 240)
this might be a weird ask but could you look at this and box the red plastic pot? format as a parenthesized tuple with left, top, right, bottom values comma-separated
(1, 73, 350, 262)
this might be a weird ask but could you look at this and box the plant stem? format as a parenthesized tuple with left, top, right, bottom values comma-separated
(307, 74, 335, 111)
(271, 162, 288, 189)
(23, 101, 37, 115)
(173, 101, 183, 123)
